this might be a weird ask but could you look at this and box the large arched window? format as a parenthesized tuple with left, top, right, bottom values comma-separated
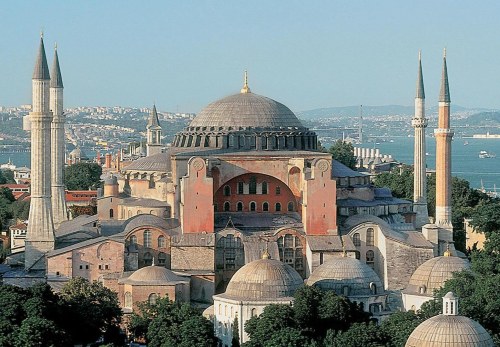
(130, 235, 137, 245)
(287, 201, 294, 212)
(250, 201, 256, 211)
(366, 228, 374, 246)
(262, 202, 269, 212)
(262, 181, 268, 194)
(224, 201, 230, 212)
(249, 176, 257, 194)
(216, 234, 244, 270)
(353, 233, 361, 247)
(277, 234, 304, 274)
(124, 292, 132, 308)
(224, 185, 231, 196)
(158, 252, 167, 265)
(275, 202, 282, 212)
(149, 293, 158, 305)
(144, 230, 152, 248)
(158, 235, 166, 248)
(237, 201, 243, 211)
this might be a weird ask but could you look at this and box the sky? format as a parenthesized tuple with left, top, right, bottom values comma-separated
(1, 1, 499, 113)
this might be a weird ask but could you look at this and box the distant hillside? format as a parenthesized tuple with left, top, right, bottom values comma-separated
(464, 111, 500, 126)
(297, 104, 491, 120)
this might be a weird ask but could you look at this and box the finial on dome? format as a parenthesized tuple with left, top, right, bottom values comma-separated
(240, 70, 251, 94)
(262, 241, 270, 259)
(444, 243, 452, 257)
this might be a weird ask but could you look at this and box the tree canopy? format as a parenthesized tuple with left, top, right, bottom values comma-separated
(0, 278, 123, 347)
(328, 140, 357, 169)
(128, 297, 216, 347)
(64, 162, 102, 190)
(0, 170, 15, 185)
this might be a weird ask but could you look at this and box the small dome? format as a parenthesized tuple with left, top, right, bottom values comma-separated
(223, 258, 303, 300)
(189, 92, 304, 129)
(406, 255, 470, 295)
(119, 265, 186, 285)
(104, 174, 118, 185)
(307, 256, 383, 296)
(405, 315, 494, 346)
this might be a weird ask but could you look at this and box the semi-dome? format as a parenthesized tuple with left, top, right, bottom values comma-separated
(405, 253, 470, 296)
(405, 292, 494, 346)
(307, 256, 383, 296)
(119, 264, 187, 285)
(172, 73, 317, 151)
(222, 256, 303, 300)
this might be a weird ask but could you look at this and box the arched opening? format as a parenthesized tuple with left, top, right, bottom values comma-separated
(262, 181, 268, 194)
(287, 201, 294, 212)
(275, 202, 281, 212)
(262, 202, 269, 212)
(109, 209, 114, 218)
(224, 185, 231, 196)
(366, 250, 375, 268)
(158, 235, 165, 248)
(237, 201, 243, 211)
(353, 233, 361, 247)
(224, 201, 230, 212)
(250, 201, 256, 211)
(366, 228, 374, 246)
(144, 230, 152, 248)
(144, 252, 153, 266)
(124, 292, 132, 308)
(370, 282, 377, 295)
(148, 293, 158, 305)
(158, 252, 167, 265)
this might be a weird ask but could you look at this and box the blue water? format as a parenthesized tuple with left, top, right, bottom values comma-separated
(1, 138, 499, 190)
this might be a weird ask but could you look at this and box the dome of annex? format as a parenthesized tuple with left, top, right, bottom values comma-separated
(172, 73, 317, 151)
(307, 256, 383, 296)
(405, 254, 470, 296)
(221, 257, 303, 300)
(119, 264, 187, 285)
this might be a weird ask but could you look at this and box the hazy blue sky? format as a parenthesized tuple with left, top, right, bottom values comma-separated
(1, 1, 499, 113)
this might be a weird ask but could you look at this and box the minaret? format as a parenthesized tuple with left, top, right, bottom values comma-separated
(434, 49, 454, 234)
(412, 51, 429, 228)
(146, 104, 162, 156)
(25, 35, 56, 270)
(50, 44, 68, 228)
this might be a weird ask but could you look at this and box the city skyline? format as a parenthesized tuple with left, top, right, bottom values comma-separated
(1, 1, 499, 113)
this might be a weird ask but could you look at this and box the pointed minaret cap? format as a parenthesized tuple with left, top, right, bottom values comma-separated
(147, 104, 160, 128)
(439, 48, 451, 103)
(50, 43, 64, 88)
(240, 70, 251, 94)
(416, 50, 425, 99)
(33, 34, 50, 80)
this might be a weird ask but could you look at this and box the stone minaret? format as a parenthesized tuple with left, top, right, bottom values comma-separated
(25, 35, 56, 270)
(50, 45, 68, 228)
(434, 49, 454, 232)
(412, 51, 429, 228)
(146, 104, 162, 156)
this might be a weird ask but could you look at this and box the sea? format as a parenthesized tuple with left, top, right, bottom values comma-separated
(1, 137, 499, 191)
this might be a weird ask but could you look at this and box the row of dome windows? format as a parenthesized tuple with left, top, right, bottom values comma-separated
(129, 231, 167, 248)
(223, 182, 281, 195)
(352, 229, 375, 247)
(218, 201, 294, 212)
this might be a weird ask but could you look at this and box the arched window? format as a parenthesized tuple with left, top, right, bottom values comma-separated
(124, 292, 132, 308)
(262, 202, 269, 212)
(275, 202, 281, 212)
(144, 230, 152, 248)
(144, 252, 153, 266)
(158, 235, 165, 248)
(251, 308, 256, 317)
(130, 235, 137, 245)
(353, 233, 361, 247)
(216, 234, 244, 270)
(109, 209, 114, 218)
(224, 185, 231, 196)
(137, 210, 142, 215)
(249, 176, 257, 194)
(287, 201, 294, 212)
(370, 282, 377, 295)
(366, 228, 374, 246)
(342, 286, 350, 296)
(237, 182, 244, 194)
(158, 252, 167, 265)
(419, 285, 426, 294)
(277, 234, 304, 273)
(366, 250, 375, 268)
(149, 293, 158, 305)
(237, 201, 243, 211)
(224, 201, 230, 212)
(262, 181, 268, 194)
(275, 186, 281, 195)
(250, 201, 256, 211)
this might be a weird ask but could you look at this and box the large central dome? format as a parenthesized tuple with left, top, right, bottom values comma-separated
(172, 73, 317, 151)
(189, 92, 304, 129)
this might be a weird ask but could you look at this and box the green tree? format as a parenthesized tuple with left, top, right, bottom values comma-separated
(328, 140, 357, 169)
(0, 170, 15, 184)
(130, 297, 215, 347)
(379, 311, 422, 347)
(64, 162, 102, 190)
(13, 316, 66, 347)
(469, 199, 500, 238)
(232, 317, 241, 347)
(59, 277, 122, 345)
(326, 322, 382, 347)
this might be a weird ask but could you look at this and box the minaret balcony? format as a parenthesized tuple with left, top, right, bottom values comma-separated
(411, 118, 428, 127)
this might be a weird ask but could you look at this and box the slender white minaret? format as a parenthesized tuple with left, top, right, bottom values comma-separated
(435, 49, 454, 234)
(50, 44, 68, 228)
(146, 104, 162, 156)
(412, 51, 429, 228)
(25, 35, 56, 270)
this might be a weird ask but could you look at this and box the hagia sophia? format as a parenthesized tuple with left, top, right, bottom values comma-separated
(1, 36, 494, 346)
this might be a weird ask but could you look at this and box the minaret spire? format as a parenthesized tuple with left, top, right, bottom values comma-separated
(51, 44, 68, 228)
(412, 50, 429, 227)
(435, 48, 454, 252)
(33, 36, 50, 80)
(146, 104, 162, 156)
